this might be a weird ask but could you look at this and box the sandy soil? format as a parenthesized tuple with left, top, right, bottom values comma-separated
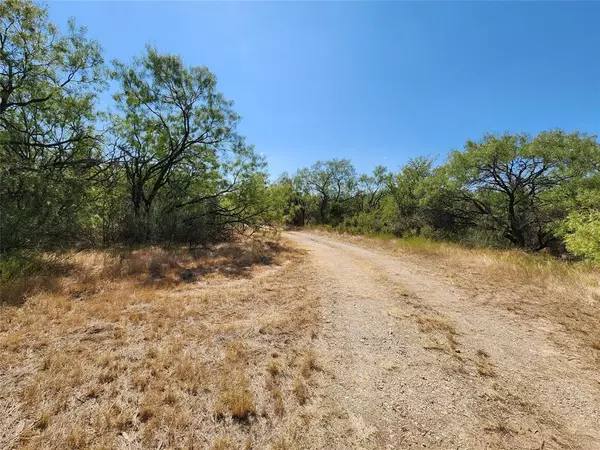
(286, 231, 600, 450)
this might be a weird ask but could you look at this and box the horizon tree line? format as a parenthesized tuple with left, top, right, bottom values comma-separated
(2, 0, 599, 263)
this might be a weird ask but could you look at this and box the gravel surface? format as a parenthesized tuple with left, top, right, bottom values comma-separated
(286, 231, 600, 450)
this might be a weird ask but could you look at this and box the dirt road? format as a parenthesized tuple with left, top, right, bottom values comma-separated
(285, 232, 600, 450)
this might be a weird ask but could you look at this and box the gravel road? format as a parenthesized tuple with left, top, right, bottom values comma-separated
(286, 231, 600, 450)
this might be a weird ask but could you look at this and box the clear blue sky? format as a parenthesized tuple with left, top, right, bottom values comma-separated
(49, 1, 600, 178)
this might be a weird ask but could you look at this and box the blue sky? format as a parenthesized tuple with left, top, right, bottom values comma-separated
(49, 1, 600, 178)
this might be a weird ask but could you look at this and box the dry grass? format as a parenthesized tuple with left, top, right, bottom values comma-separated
(416, 314, 460, 355)
(214, 372, 256, 422)
(0, 235, 322, 449)
(293, 378, 310, 405)
(311, 228, 600, 354)
(0, 237, 289, 307)
(484, 420, 513, 435)
(475, 349, 497, 377)
(416, 314, 457, 335)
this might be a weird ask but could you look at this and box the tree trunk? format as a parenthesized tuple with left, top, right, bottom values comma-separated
(507, 193, 526, 247)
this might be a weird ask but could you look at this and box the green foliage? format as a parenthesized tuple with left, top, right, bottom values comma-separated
(276, 131, 600, 261)
(0, 249, 72, 291)
(1, 0, 105, 251)
(437, 131, 598, 249)
(110, 46, 235, 214)
(2, 1, 600, 264)
(557, 187, 600, 261)
(559, 210, 600, 261)
(292, 159, 357, 224)
(387, 157, 433, 236)
(0, 0, 277, 252)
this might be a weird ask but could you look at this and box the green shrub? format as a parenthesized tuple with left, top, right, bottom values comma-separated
(559, 210, 600, 261)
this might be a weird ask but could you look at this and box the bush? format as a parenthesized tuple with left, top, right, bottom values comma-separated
(558, 210, 600, 262)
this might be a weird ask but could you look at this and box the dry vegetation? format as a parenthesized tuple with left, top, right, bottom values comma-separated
(0, 235, 322, 449)
(309, 228, 600, 356)
(415, 314, 459, 354)
(1, 237, 288, 307)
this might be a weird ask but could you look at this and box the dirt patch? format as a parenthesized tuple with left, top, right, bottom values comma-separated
(310, 229, 600, 356)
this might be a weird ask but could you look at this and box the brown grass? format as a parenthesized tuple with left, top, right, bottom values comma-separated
(416, 314, 457, 335)
(0, 235, 321, 449)
(215, 372, 256, 422)
(416, 314, 460, 356)
(484, 420, 513, 435)
(0, 237, 291, 307)
(299, 349, 320, 378)
(475, 349, 497, 377)
(293, 378, 310, 405)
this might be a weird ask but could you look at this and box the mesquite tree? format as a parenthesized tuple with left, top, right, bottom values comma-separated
(0, 0, 104, 250)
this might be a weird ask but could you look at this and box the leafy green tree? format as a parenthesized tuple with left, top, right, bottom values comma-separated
(0, 0, 104, 153)
(181, 140, 271, 236)
(110, 47, 270, 244)
(270, 173, 307, 226)
(111, 47, 237, 217)
(337, 166, 391, 235)
(444, 131, 597, 249)
(559, 206, 600, 261)
(297, 159, 357, 223)
(0, 0, 105, 251)
(556, 166, 600, 260)
(417, 165, 476, 239)
(388, 156, 433, 235)
(357, 165, 389, 211)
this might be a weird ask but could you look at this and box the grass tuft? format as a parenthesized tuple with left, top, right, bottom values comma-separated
(34, 411, 51, 431)
(293, 378, 309, 405)
(215, 373, 256, 422)
(475, 349, 497, 377)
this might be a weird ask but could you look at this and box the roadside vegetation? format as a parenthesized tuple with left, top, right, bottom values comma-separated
(1, 0, 277, 258)
(0, 236, 323, 449)
(274, 132, 600, 261)
(1, 0, 282, 305)
(273, 137, 600, 351)
(2, 0, 599, 292)
(1, 0, 599, 448)
(0, 6, 320, 447)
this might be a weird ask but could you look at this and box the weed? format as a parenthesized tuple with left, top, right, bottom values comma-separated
(484, 421, 512, 434)
(215, 373, 256, 422)
(293, 378, 309, 405)
(272, 388, 285, 417)
(211, 437, 235, 450)
(268, 359, 282, 377)
(475, 349, 497, 377)
(34, 411, 51, 431)
(299, 350, 320, 378)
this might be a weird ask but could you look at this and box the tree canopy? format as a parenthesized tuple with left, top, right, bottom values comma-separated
(274, 132, 600, 259)
(2, 0, 599, 262)
(1, 0, 272, 251)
